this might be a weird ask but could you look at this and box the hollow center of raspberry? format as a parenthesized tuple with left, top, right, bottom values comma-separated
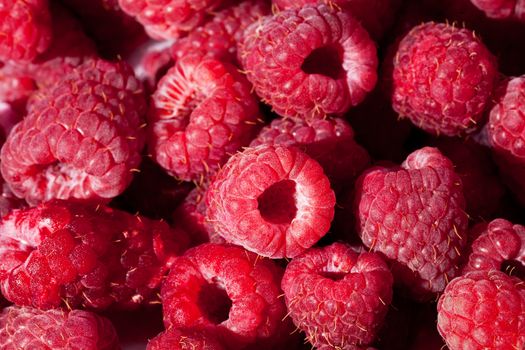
(257, 180, 297, 225)
(319, 270, 347, 281)
(301, 45, 344, 80)
(501, 260, 525, 280)
(198, 281, 232, 324)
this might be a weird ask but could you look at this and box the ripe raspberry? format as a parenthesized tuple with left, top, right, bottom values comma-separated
(147, 53, 260, 182)
(239, 4, 378, 119)
(389, 22, 498, 136)
(470, 0, 525, 20)
(161, 243, 291, 349)
(0, 200, 187, 310)
(147, 329, 225, 350)
(118, 0, 229, 40)
(437, 270, 525, 350)
(355, 147, 469, 300)
(1, 58, 147, 204)
(0, 306, 119, 349)
(249, 117, 370, 193)
(171, 0, 270, 62)
(206, 145, 336, 258)
(0, 0, 52, 62)
(282, 243, 393, 350)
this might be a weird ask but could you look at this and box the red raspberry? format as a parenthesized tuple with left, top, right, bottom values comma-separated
(470, 0, 525, 20)
(239, 4, 378, 119)
(355, 147, 469, 300)
(0, 0, 52, 62)
(172, 0, 270, 62)
(0, 200, 187, 310)
(147, 329, 225, 350)
(389, 22, 498, 136)
(147, 53, 260, 182)
(206, 145, 336, 258)
(0, 306, 119, 349)
(161, 243, 291, 349)
(249, 117, 370, 193)
(118, 0, 229, 40)
(1, 58, 147, 204)
(281, 243, 393, 350)
(437, 270, 525, 350)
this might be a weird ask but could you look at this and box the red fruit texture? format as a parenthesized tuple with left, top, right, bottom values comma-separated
(172, 0, 270, 62)
(161, 243, 291, 349)
(0, 200, 187, 310)
(470, 0, 525, 20)
(1, 58, 147, 205)
(271, 0, 401, 40)
(148, 53, 260, 182)
(127, 39, 174, 93)
(206, 145, 336, 258)
(437, 270, 525, 350)
(239, 4, 378, 119)
(487, 75, 525, 205)
(389, 22, 498, 136)
(250, 117, 370, 194)
(147, 328, 225, 350)
(281, 243, 393, 350)
(355, 147, 469, 300)
(118, 0, 229, 40)
(0, 0, 52, 62)
(0, 305, 119, 350)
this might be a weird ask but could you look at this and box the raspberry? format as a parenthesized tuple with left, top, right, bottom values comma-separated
(437, 270, 525, 350)
(118, 0, 229, 40)
(239, 4, 378, 119)
(355, 147, 469, 300)
(161, 243, 291, 349)
(147, 329, 225, 350)
(0, 200, 187, 310)
(0, 0, 52, 62)
(1, 58, 147, 204)
(388, 22, 498, 136)
(147, 53, 260, 182)
(0, 306, 119, 349)
(206, 145, 336, 258)
(249, 117, 370, 193)
(281, 243, 393, 350)
(470, 0, 525, 20)
(171, 0, 270, 62)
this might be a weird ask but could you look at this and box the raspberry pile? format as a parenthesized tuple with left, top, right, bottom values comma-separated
(0, 0, 524, 349)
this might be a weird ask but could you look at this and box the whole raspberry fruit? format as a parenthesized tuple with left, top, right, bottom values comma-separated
(355, 147, 469, 300)
(470, 0, 525, 20)
(437, 270, 525, 350)
(249, 117, 370, 193)
(282, 243, 393, 350)
(389, 22, 498, 136)
(206, 145, 336, 258)
(161, 243, 291, 349)
(0, 200, 187, 310)
(148, 329, 225, 350)
(0, 0, 52, 62)
(1, 58, 147, 205)
(0, 306, 119, 349)
(239, 4, 378, 119)
(148, 53, 260, 182)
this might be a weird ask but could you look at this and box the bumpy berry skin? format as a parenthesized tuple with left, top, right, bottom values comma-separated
(0, 306, 119, 350)
(355, 147, 469, 300)
(0, 200, 187, 310)
(239, 4, 378, 119)
(470, 0, 525, 20)
(437, 270, 525, 350)
(161, 243, 290, 349)
(206, 145, 336, 259)
(390, 22, 498, 136)
(118, 0, 228, 39)
(172, 0, 270, 62)
(0, 0, 52, 62)
(1, 59, 147, 205)
(250, 117, 370, 193)
(148, 53, 260, 182)
(282, 243, 393, 350)
(487, 76, 525, 205)
(148, 329, 225, 350)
